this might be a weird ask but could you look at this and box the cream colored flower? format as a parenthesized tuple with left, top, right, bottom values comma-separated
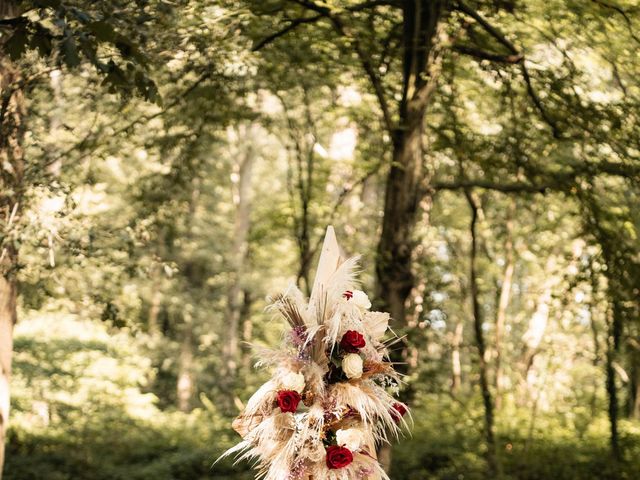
(351, 290, 372, 311)
(342, 353, 363, 379)
(336, 428, 365, 451)
(364, 311, 390, 340)
(280, 371, 305, 393)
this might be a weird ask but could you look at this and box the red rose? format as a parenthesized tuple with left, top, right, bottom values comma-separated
(326, 445, 353, 469)
(276, 390, 301, 413)
(343, 290, 354, 300)
(391, 402, 407, 423)
(340, 330, 366, 353)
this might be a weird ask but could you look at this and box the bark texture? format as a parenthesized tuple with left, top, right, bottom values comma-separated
(224, 125, 255, 379)
(465, 190, 498, 475)
(376, 1, 445, 327)
(0, 2, 24, 474)
(494, 204, 515, 409)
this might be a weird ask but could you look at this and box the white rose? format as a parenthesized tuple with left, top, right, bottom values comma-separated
(342, 353, 363, 379)
(280, 371, 305, 393)
(351, 290, 371, 311)
(336, 428, 365, 451)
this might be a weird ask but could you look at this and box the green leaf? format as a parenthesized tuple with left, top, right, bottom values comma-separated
(62, 35, 80, 68)
(88, 20, 117, 43)
(29, 26, 53, 57)
(33, 0, 62, 7)
(5, 28, 28, 60)
(70, 8, 93, 24)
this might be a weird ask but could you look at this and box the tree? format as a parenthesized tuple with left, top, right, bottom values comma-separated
(0, 0, 158, 472)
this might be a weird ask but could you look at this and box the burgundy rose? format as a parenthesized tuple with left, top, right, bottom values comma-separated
(326, 445, 353, 469)
(276, 390, 301, 413)
(391, 402, 407, 423)
(340, 330, 366, 353)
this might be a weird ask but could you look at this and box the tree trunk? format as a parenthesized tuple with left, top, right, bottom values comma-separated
(451, 321, 463, 393)
(375, 0, 444, 351)
(147, 287, 162, 335)
(46, 69, 63, 176)
(175, 177, 201, 412)
(376, 113, 425, 325)
(629, 339, 640, 419)
(465, 190, 498, 476)
(177, 321, 194, 412)
(224, 125, 254, 379)
(0, 267, 16, 479)
(494, 204, 515, 410)
(0, 3, 25, 473)
(241, 289, 254, 373)
(374, 3, 445, 473)
(520, 259, 555, 384)
(605, 300, 622, 460)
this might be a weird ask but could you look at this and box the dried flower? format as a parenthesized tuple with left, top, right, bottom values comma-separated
(326, 445, 353, 469)
(277, 390, 302, 413)
(280, 371, 306, 393)
(336, 427, 365, 451)
(340, 330, 366, 353)
(342, 353, 363, 379)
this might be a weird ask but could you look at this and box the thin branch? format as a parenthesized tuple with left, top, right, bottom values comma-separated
(435, 179, 550, 193)
(520, 63, 561, 138)
(434, 159, 640, 194)
(456, 1, 562, 138)
(251, 13, 325, 51)
(455, 2, 518, 55)
(41, 71, 212, 170)
(454, 44, 523, 64)
(345, 0, 399, 11)
(286, 0, 395, 133)
(591, 0, 640, 45)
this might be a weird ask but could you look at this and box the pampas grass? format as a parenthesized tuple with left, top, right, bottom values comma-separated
(222, 255, 409, 480)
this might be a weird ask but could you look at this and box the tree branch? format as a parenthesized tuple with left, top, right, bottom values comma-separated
(454, 44, 523, 64)
(591, 0, 640, 45)
(520, 63, 561, 138)
(456, 1, 562, 138)
(252, 13, 325, 51)
(434, 179, 550, 193)
(345, 0, 399, 11)
(434, 160, 640, 194)
(455, 2, 518, 54)
(286, 0, 395, 133)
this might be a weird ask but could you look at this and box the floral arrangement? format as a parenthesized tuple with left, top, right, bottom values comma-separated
(221, 249, 409, 480)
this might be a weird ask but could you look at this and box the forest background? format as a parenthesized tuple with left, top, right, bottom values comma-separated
(1, 1, 639, 479)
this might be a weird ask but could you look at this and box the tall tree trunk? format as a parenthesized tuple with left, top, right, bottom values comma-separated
(376, 112, 425, 325)
(375, 0, 444, 351)
(374, 3, 445, 472)
(224, 125, 254, 379)
(177, 320, 194, 412)
(520, 259, 555, 384)
(240, 289, 254, 373)
(0, 3, 25, 474)
(605, 300, 622, 460)
(629, 338, 640, 419)
(589, 266, 602, 419)
(147, 286, 162, 335)
(494, 203, 515, 410)
(46, 70, 63, 176)
(176, 178, 201, 411)
(451, 321, 463, 393)
(465, 190, 498, 476)
(0, 266, 16, 479)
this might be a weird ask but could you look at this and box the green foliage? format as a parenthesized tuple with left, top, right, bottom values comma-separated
(6, 314, 252, 480)
(3, 0, 640, 478)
